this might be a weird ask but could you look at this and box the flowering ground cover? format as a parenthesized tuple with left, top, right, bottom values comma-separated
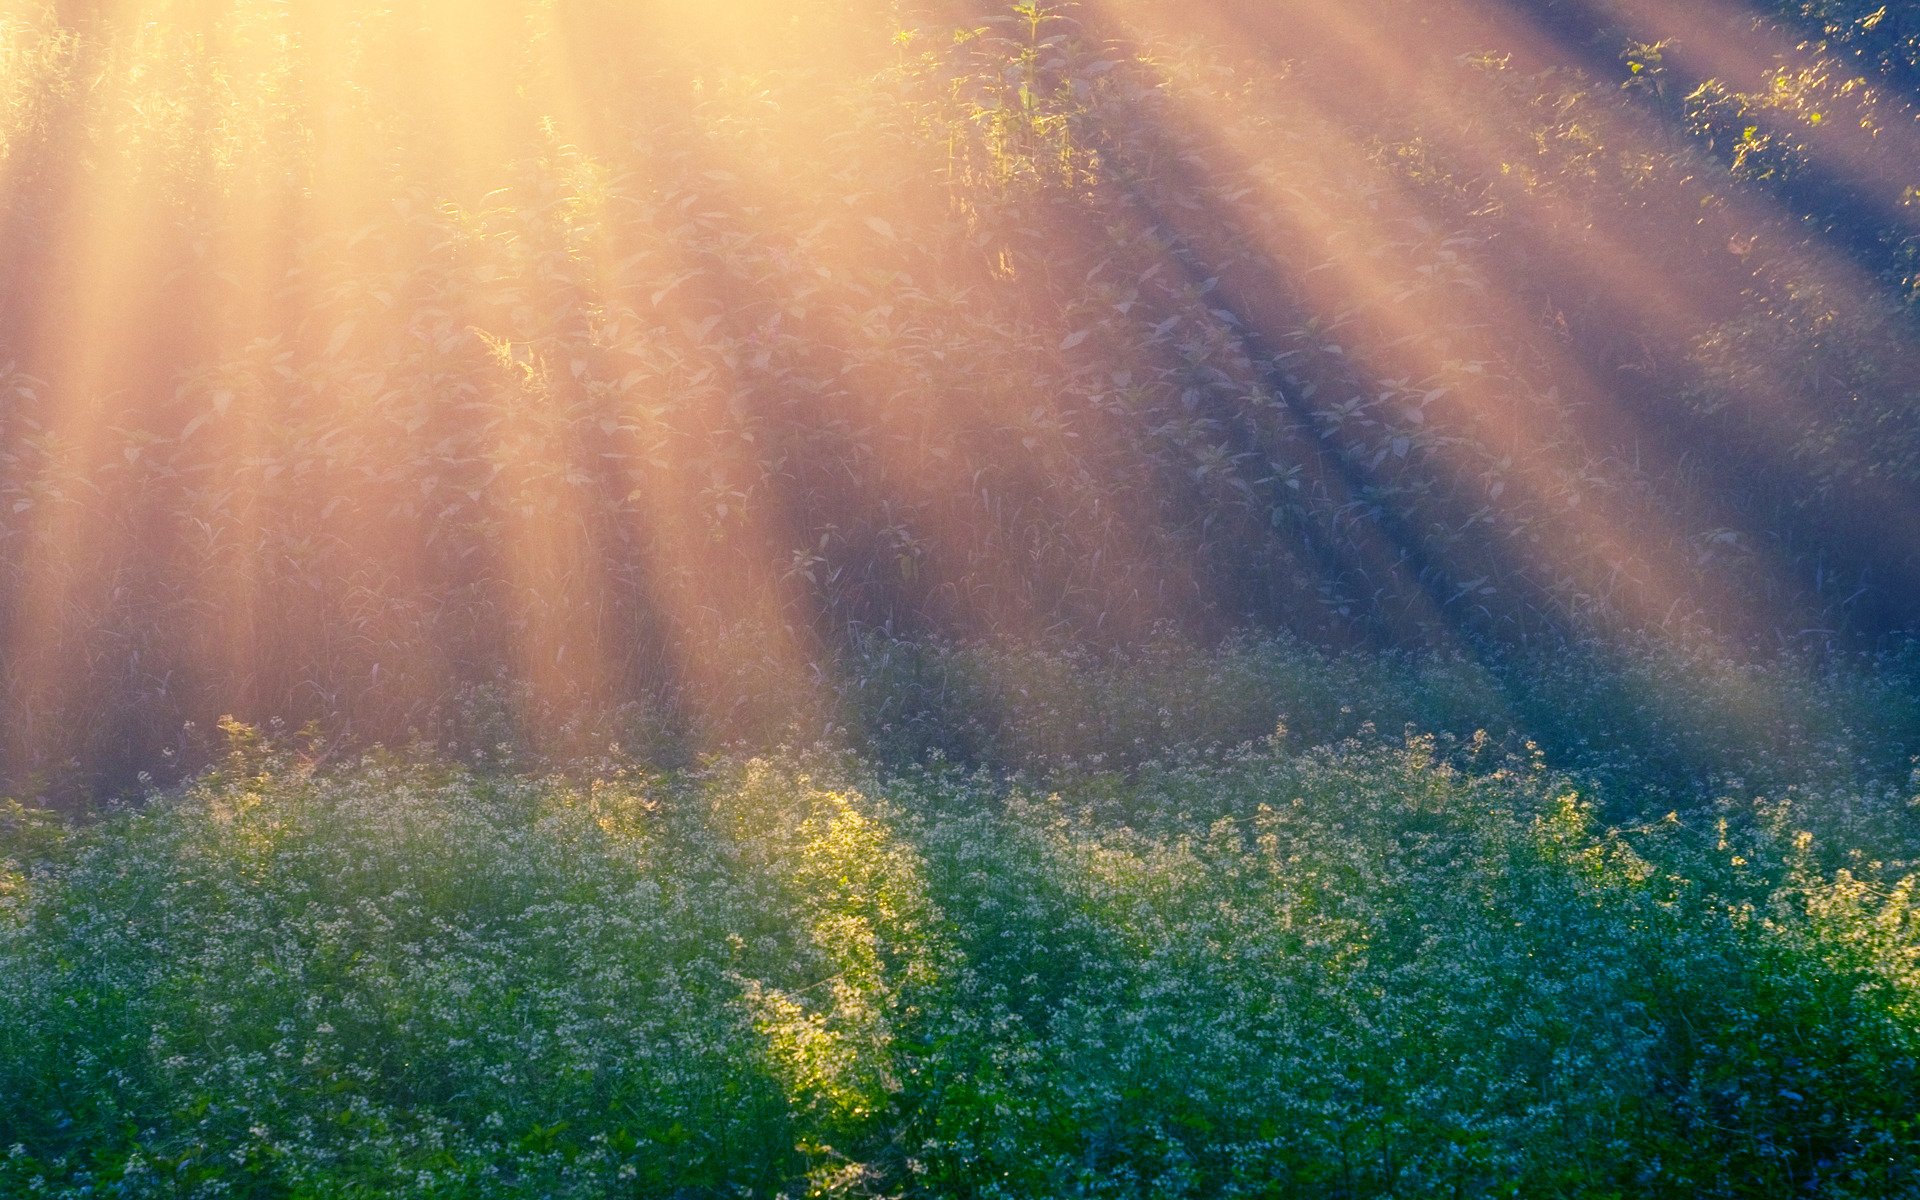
(4, 666, 1917, 1198)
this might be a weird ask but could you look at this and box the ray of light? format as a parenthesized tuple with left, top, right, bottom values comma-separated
(1563, 0, 1920, 248)
(2, 0, 1913, 788)
(1103, 0, 1920, 627)
(1068, 0, 1782, 643)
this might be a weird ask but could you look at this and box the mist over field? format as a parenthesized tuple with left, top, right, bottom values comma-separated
(3, 2, 1920, 1196)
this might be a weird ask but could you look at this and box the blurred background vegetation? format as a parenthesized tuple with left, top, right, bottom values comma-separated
(0, 0, 1917, 797)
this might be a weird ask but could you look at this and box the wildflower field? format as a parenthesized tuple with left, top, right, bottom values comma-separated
(5, 639, 1920, 1198)
(6, 0, 1920, 1195)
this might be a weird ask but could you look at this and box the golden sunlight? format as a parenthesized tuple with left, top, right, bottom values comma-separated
(4, 4, 1920, 1196)
(2, 0, 1916, 785)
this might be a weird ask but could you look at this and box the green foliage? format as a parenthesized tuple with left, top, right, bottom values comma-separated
(1763, 0, 1920, 105)
(892, 2, 1107, 203)
(3, 730, 1917, 1197)
(1, 5, 1917, 1193)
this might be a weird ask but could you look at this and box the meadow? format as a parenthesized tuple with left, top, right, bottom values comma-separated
(5, 637, 1920, 1198)
(5, 1, 1920, 1195)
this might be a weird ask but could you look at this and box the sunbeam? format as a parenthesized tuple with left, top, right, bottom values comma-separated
(0, 0, 1916, 787)
(3, 4, 1920, 1193)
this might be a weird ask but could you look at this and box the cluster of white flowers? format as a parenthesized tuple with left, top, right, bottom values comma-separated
(1, 731, 1916, 1197)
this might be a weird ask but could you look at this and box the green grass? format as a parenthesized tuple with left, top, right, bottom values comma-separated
(4, 670, 1919, 1197)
